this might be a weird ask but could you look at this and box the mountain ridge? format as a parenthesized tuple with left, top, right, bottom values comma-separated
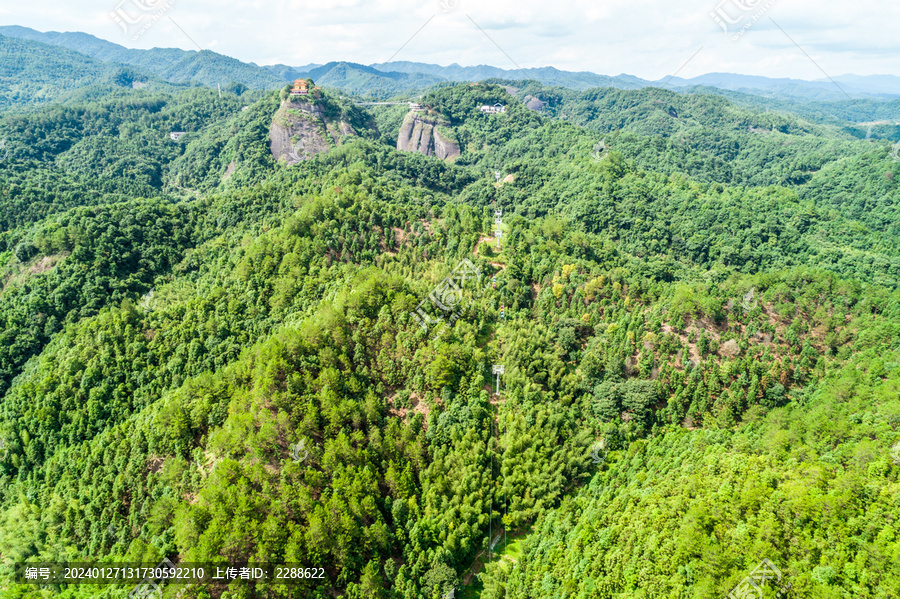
(5, 25, 900, 103)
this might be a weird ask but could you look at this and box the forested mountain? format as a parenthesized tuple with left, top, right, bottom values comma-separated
(0, 86, 261, 227)
(372, 61, 651, 91)
(508, 79, 900, 135)
(679, 86, 900, 134)
(0, 28, 447, 100)
(666, 71, 900, 101)
(10, 24, 900, 105)
(0, 26, 287, 90)
(293, 62, 445, 99)
(494, 82, 900, 189)
(2, 45, 900, 599)
(376, 61, 900, 100)
(0, 34, 172, 110)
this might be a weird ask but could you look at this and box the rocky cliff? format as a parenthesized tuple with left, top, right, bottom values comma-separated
(524, 95, 547, 111)
(269, 100, 357, 165)
(396, 112, 460, 160)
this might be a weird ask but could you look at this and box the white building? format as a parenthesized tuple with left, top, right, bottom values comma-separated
(480, 103, 506, 114)
(169, 132, 186, 141)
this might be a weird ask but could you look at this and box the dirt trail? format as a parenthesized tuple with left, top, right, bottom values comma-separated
(473, 237, 508, 272)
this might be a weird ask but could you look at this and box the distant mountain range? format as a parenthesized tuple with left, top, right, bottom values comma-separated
(0, 31, 179, 110)
(0, 25, 288, 90)
(665, 72, 900, 102)
(2, 25, 900, 104)
(369, 61, 650, 91)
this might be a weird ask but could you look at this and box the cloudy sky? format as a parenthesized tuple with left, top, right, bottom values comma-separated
(3, 0, 898, 80)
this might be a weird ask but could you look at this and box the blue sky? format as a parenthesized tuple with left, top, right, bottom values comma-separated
(3, 0, 898, 80)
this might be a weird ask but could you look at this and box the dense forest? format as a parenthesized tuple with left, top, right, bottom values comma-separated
(1, 42, 900, 599)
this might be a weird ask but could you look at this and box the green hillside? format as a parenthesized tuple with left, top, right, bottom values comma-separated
(0, 26, 288, 90)
(502, 348, 900, 597)
(0, 34, 170, 110)
(301, 62, 444, 99)
(499, 82, 900, 189)
(0, 86, 256, 231)
(1, 72, 900, 599)
(372, 61, 650, 90)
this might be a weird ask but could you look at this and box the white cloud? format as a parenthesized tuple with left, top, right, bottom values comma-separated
(3, 0, 899, 79)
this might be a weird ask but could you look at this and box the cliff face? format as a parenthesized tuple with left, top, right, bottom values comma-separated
(396, 113, 460, 160)
(524, 95, 547, 111)
(269, 100, 356, 165)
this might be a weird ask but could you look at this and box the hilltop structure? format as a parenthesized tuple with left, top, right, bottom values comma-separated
(290, 79, 308, 96)
(480, 103, 506, 114)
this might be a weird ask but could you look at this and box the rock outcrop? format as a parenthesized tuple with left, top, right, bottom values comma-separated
(396, 112, 460, 160)
(269, 100, 356, 165)
(524, 95, 547, 111)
